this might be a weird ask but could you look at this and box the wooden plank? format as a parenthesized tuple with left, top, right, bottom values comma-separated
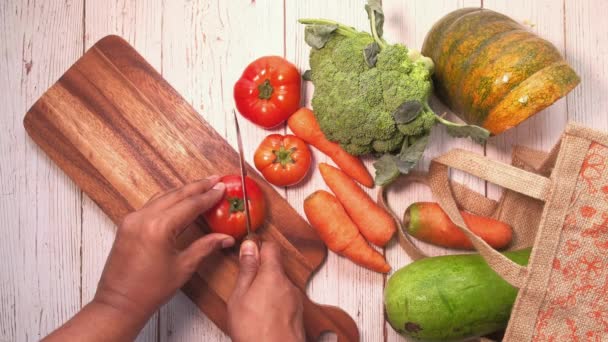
(0, 3, 21, 339)
(0, 0, 83, 340)
(285, 1, 413, 341)
(288, 1, 484, 340)
(0, 4, 18, 339)
(83, 1, 163, 341)
(4, 1, 607, 340)
(565, 0, 608, 129)
(160, 0, 285, 340)
(380, 0, 483, 340)
(159, 292, 219, 341)
(484, 0, 569, 200)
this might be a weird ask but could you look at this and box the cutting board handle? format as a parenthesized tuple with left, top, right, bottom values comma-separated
(303, 296, 360, 342)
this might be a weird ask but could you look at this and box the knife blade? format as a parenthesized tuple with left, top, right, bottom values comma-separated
(233, 110, 259, 244)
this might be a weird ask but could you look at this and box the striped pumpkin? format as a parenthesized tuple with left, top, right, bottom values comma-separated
(422, 8, 580, 135)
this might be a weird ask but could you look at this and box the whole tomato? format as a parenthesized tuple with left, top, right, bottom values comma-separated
(254, 134, 312, 186)
(203, 175, 266, 239)
(234, 56, 301, 128)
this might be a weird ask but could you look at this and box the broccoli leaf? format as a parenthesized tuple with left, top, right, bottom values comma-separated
(365, 0, 384, 38)
(435, 115, 490, 145)
(363, 42, 380, 67)
(304, 24, 338, 49)
(302, 69, 312, 81)
(373, 154, 401, 186)
(396, 133, 430, 173)
(373, 133, 430, 186)
(392, 100, 423, 124)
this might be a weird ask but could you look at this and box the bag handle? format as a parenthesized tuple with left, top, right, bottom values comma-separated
(435, 149, 551, 201)
(378, 171, 500, 261)
(429, 149, 553, 288)
(377, 172, 430, 261)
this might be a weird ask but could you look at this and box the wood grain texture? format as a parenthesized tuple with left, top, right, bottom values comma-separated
(158, 0, 229, 339)
(285, 1, 385, 341)
(380, 1, 484, 340)
(160, 1, 286, 338)
(82, 1, 163, 341)
(0, 1, 83, 341)
(2, 1, 608, 341)
(565, 0, 608, 127)
(23, 35, 358, 342)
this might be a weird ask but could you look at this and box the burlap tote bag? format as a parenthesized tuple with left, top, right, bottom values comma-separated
(381, 123, 608, 340)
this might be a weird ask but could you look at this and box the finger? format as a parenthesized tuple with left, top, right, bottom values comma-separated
(142, 190, 169, 208)
(180, 233, 235, 273)
(164, 182, 226, 236)
(259, 241, 285, 275)
(231, 240, 260, 298)
(144, 175, 220, 212)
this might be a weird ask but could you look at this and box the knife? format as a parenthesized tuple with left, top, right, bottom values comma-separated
(233, 110, 261, 247)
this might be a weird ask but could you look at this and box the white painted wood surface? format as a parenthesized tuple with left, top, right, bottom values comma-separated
(1, 0, 607, 341)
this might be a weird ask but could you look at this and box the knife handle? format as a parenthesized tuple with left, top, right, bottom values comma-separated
(302, 295, 360, 342)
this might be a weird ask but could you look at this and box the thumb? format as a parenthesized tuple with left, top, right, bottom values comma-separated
(180, 233, 235, 273)
(231, 240, 260, 298)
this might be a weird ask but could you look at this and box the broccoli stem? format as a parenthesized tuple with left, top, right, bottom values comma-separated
(298, 18, 360, 37)
(368, 12, 387, 49)
(423, 102, 436, 116)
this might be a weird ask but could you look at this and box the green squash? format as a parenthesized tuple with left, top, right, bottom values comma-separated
(422, 9, 579, 135)
(384, 249, 530, 341)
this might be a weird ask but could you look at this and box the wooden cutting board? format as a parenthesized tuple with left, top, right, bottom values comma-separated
(23, 35, 359, 342)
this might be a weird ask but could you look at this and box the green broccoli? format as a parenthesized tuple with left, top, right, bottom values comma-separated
(300, 0, 489, 185)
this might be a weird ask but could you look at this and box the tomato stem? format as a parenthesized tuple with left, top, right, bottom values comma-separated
(227, 197, 245, 213)
(273, 146, 296, 167)
(257, 79, 274, 100)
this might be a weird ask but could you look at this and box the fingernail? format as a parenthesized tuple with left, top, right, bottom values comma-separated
(206, 175, 220, 182)
(240, 240, 258, 258)
(212, 182, 225, 191)
(221, 237, 235, 248)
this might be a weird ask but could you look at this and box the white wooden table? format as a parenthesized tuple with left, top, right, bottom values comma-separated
(1, 0, 606, 341)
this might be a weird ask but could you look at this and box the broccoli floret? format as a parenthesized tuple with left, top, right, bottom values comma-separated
(398, 108, 437, 137)
(300, 2, 489, 185)
(305, 25, 434, 156)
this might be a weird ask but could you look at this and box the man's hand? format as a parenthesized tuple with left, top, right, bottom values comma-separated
(44, 176, 235, 341)
(95, 175, 235, 320)
(227, 241, 305, 342)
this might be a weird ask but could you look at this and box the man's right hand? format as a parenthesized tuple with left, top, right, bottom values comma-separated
(227, 241, 305, 342)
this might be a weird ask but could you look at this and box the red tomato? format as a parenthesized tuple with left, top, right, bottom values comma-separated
(234, 56, 301, 128)
(203, 175, 266, 239)
(254, 134, 312, 186)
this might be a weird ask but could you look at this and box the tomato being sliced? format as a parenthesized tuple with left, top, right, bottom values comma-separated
(254, 134, 312, 187)
(203, 175, 266, 239)
(234, 56, 301, 128)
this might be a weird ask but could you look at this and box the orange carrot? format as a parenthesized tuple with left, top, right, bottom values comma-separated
(404, 202, 513, 250)
(319, 163, 396, 246)
(287, 107, 373, 188)
(304, 190, 390, 273)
